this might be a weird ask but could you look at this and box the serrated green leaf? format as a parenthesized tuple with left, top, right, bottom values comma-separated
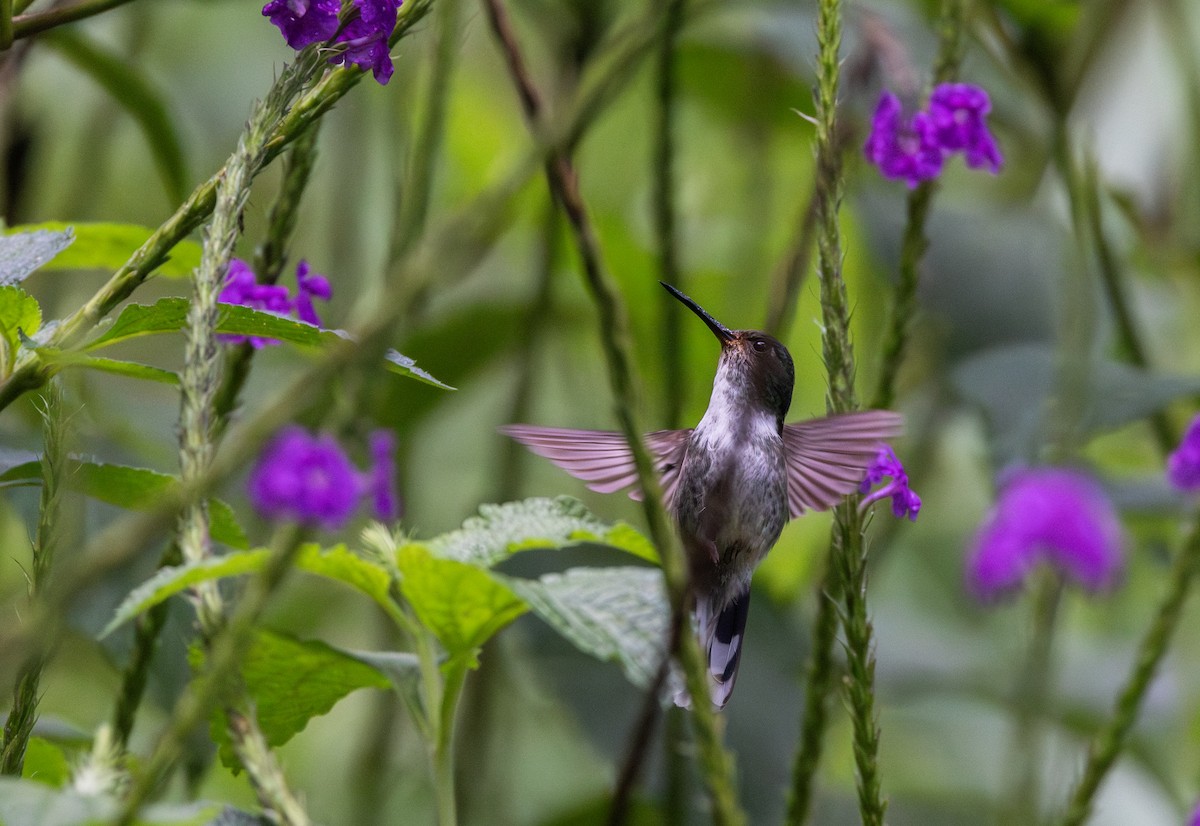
(45, 31, 188, 205)
(383, 347, 455, 389)
(396, 544, 527, 661)
(0, 285, 42, 372)
(427, 496, 658, 567)
(198, 630, 391, 773)
(20, 738, 71, 788)
(0, 777, 226, 825)
(101, 545, 394, 637)
(0, 228, 74, 285)
(499, 567, 668, 689)
(4, 222, 202, 279)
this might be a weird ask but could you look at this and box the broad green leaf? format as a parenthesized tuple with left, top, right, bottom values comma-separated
(45, 31, 188, 205)
(86, 299, 452, 389)
(6, 222, 201, 278)
(0, 228, 74, 285)
(0, 286, 42, 372)
(396, 543, 527, 662)
(101, 545, 394, 637)
(20, 738, 71, 788)
(0, 777, 225, 825)
(197, 630, 391, 772)
(427, 496, 658, 567)
(499, 567, 668, 689)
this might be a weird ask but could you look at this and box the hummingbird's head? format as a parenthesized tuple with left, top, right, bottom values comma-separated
(660, 282, 795, 424)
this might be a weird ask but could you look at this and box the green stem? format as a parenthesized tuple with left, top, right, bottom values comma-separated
(653, 0, 686, 429)
(434, 664, 468, 826)
(11, 0, 138, 40)
(1059, 517, 1200, 825)
(784, 563, 840, 825)
(478, 1, 744, 822)
(0, 384, 66, 775)
(1, 0, 12, 51)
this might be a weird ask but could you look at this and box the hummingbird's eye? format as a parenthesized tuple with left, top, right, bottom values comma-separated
(752, 338, 768, 352)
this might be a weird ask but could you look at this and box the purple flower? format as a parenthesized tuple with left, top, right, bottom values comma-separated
(928, 83, 1003, 173)
(248, 426, 402, 529)
(294, 260, 332, 327)
(327, 0, 402, 85)
(218, 259, 294, 348)
(248, 427, 364, 529)
(1167, 415, 1200, 492)
(368, 429, 400, 521)
(864, 91, 944, 188)
(859, 445, 921, 521)
(262, 0, 340, 50)
(1189, 802, 1200, 826)
(966, 468, 1124, 601)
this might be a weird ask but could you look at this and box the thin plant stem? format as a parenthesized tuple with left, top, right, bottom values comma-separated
(433, 664, 468, 826)
(116, 525, 308, 825)
(764, 184, 819, 340)
(872, 0, 965, 411)
(478, 1, 745, 823)
(1058, 516, 1200, 825)
(1003, 575, 1062, 825)
(654, 0, 686, 429)
(783, 563, 839, 825)
(10, 0, 138, 41)
(808, 0, 887, 821)
(0, 383, 66, 775)
(0, 0, 12, 51)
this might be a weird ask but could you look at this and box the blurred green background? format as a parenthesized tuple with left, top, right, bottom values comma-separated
(4, 0, 1200, 823)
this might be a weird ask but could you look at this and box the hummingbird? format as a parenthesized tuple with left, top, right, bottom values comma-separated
(501, 282, 902, 707)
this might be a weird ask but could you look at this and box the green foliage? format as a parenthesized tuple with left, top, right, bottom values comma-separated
(0, 286, 41, 373)
(7, 223, 201, 278)
(19, 739, 71, 788)
(0, 778, 229, 826)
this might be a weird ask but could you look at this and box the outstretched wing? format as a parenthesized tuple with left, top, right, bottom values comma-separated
(782, 410, 904, 518)
(499, 425, 692, 507)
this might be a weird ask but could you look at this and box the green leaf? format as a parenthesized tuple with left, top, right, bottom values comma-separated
(499, 567, 668, 689)
(0, 285, 42, 372)
(20, 738, 71, 788)
(427, 496, 658, 567)
(86, 298, 453, 389)
(396, 543, 527, 662)
(198, 630, 391, 772)
(0, 228, 74, 285)
(6, 222, 201, 278)
(35, 351, 178, 385)
(45, 31, 188, 205)
(101, 545, 394, 637)
(0, 777, 226, 825)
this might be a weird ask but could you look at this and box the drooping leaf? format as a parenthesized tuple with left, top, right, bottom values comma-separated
(0, 228, 75, 285)
(499, 567, 669, 689)
(0, 778, 227, 825)
(86, 299, 452, 389)
(45, 31, 189, 205)
(101, 545, 394, 637)
(0, 286, 42, 372)
(396, 543, 527, 663)
(197, 630, 391, 772)
(5, 222, 201, 279)
(427, 496, 658, 568)
(34, 351, 178, 385)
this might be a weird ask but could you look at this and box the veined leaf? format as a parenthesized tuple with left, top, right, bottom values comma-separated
(396, 543, 527, 663)
(499, 567, 669, 689)
(427, 496, 658, 567)
(5, 222, 201, 278)
(101, 545, 394, 638)
(0, 228, 74, 285)
(0, 286, 42, 372)
(197, 630, 391, 773)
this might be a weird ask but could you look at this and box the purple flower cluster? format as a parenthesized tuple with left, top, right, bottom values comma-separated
(248, 426, 400, 529)
(860, 445, 921, 521)
(1167, 414, 1200, 492)
(865, 83, 1002, 188)
(217, 258, 331, 349)
(262, 0, 403, 85)
(966, 468, 1124, 601)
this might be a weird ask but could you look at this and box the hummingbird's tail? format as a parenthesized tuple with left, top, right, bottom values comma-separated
(694, 587, 752, 709)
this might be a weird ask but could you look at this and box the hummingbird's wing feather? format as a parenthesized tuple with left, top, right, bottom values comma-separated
(782, 410, 904, 518)
(499, 425, 692, 506)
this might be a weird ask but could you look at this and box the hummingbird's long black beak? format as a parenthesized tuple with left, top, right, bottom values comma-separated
(660, 281, 735, 345)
